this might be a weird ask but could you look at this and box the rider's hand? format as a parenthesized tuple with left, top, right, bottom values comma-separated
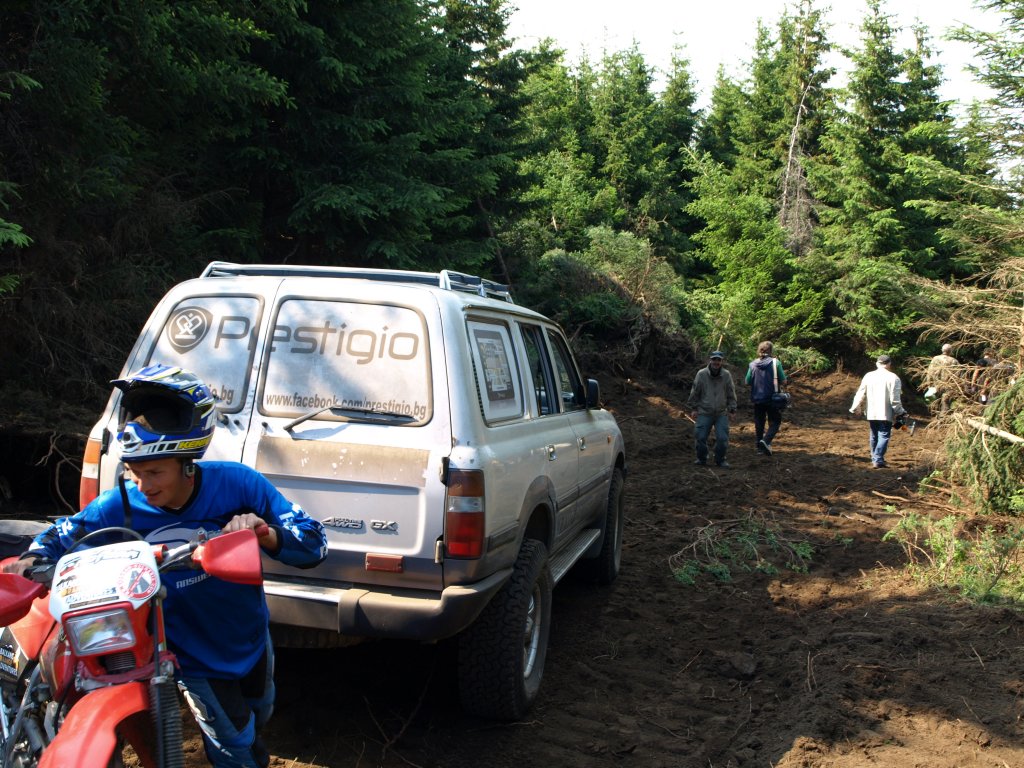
(2, 557, 37, 577)
(224, 513, 279, 551)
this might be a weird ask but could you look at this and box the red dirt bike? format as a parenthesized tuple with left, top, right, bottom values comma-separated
(0, 524, 265, 768)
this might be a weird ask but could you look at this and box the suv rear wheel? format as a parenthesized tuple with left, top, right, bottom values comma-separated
(457, 539, 552, 720)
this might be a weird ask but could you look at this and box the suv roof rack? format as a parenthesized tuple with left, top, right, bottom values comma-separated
(200, 262, 514, 303)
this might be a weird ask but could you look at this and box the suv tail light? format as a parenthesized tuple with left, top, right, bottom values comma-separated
(445, 469, 484, 558)
(79, 438, 102, 509)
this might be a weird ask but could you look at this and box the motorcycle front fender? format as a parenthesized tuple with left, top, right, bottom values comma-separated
(38, 682, 150, 768)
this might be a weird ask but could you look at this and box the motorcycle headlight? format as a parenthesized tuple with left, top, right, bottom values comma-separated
(64, 607, 136, 656)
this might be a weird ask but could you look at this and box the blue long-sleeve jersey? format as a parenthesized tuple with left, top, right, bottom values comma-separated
(27, 461, 327, 678)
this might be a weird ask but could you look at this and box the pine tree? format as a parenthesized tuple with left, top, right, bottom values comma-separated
(810, 0, 971, 350)
(935, 0, 1024, 271)
(649, 49, 701, 261)
(590, 45, 662, 231)
(515, 50, 617, 247)
(695, 68, 744, 168)
(774, 0, 834, 258)
(687, 0, 834, 349)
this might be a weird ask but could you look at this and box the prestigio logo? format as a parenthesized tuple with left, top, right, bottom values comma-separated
(167, 307, 212, 353)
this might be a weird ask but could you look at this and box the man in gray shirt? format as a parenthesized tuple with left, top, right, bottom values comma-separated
(687, 350, 738, 468)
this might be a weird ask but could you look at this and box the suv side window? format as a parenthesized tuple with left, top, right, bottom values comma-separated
(520, 324, 556, 416)
(546, 330, 585, 412)
(467, 320, 523, 423)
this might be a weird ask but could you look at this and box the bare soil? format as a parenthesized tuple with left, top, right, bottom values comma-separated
(172, 370, 1024, 766)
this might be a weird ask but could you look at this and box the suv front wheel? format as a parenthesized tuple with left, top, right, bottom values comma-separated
(457, 539, 552, 720)
(586, 466, 624, 585)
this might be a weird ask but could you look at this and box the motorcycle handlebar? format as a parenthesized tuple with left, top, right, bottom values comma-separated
(15, 523, 272, 579)
(24, 560, 56, 584)
(157, 523, 271, 569)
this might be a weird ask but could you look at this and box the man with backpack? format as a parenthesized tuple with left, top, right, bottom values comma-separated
(745, 341, 788, 456)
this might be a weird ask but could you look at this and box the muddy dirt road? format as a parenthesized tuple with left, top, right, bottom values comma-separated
(233, 368, 1024, 768)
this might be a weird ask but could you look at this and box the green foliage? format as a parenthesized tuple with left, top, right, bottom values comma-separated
(831, 256, 919, 349)
(944, 378, 1024, 515)
(806, 0, 972, 356)
(771, 345, 831, 374)
(1, 0, 1022, 419)
(694, 70, 743, 168)
(520, 226, 685, 345)
(0, 179, 30, 252)
(883, 510, 1024, 603)
(0, 69, 36, 265)
(686, 157, 801, 349)
(0, 224, 29, 250)
(684, 2, 843, 357)
(513, 40, 700, 259)
(669, 514, 814, 587)
(0, 273, 20, 295)
(0, 0, 536, 406)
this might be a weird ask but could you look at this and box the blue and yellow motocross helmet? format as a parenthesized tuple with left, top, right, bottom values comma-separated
(112, 364, 216, 462)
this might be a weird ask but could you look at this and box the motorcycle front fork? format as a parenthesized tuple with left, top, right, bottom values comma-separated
(1, 665, 48, 766)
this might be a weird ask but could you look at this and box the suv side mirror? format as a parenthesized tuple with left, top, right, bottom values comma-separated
(586, 378, 600, 409)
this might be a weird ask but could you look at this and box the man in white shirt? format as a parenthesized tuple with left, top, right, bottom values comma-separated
(849, 354, 906, 469)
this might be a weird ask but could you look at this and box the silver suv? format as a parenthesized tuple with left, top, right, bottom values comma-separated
(79, 262, 626, 719)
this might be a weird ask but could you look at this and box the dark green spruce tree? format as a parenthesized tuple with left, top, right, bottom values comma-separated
(810, 0, 967, 353)
(688, 0, 834, 349)
(648, 49, 702, 264)
(589, 45, 662, 233)
(694, 67, 744, 169)
(515, 50, 616, 250)
(246, 0, 524, 268)
(0, 0, 293, 400)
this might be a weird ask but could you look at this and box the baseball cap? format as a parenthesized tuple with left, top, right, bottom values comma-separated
(877, 354, 892, 364)
(709, 351, 725, 359)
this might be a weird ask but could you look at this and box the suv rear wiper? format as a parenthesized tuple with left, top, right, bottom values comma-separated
(283, 405, 416, 433)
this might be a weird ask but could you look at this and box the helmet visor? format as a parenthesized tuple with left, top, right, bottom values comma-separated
(119, 388, 196, 434)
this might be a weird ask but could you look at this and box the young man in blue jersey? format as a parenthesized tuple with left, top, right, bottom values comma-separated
(5, 364, 328, 768)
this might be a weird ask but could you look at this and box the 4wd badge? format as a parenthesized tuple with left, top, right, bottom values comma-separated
(167, 307, 212, 353)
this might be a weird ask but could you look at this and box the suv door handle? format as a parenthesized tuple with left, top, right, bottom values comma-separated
(547, 444, 557, 461)
(578, 436, 586, 451)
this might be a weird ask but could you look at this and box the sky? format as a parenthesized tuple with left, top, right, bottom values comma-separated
(505, 0, 999, 112)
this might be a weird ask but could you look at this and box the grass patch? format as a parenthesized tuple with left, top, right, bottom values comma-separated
(669, 512, 814, 586)
(883, 510, 1024, 603)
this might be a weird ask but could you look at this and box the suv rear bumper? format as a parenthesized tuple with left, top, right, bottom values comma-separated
(264, 567, 512, 641)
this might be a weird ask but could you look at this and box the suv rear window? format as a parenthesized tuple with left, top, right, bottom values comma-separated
(260, 298, 432, 424)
